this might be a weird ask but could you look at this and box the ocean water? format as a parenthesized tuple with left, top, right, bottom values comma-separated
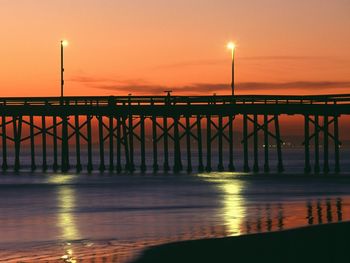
(0, 150, 350, 262)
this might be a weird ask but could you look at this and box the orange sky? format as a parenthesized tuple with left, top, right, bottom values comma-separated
(0, 0, 349, 97)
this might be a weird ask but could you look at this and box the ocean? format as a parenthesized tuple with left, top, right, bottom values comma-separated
(0, 149, 349, 262)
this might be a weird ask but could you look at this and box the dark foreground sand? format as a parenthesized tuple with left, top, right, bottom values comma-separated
(133, 222, 350, 263)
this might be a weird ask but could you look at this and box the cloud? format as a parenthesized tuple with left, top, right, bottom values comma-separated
(238, 81, 350, 91)
(69, 76, 115, 83)
(69, 74, 350, 95)
(69, 75, 146, 86)
(87, 81, 350, 95)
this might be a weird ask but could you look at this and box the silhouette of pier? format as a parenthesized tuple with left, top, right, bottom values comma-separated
(0, 94, 349, 173)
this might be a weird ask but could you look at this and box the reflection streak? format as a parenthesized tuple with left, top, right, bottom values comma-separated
(57, 186, 80, 241)
(200, 174, 246, 236)
(56, 184, 80, 263)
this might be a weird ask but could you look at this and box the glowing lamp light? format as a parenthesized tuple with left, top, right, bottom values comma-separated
(61, 40, 69, 47)
(227, 42, 236, 51)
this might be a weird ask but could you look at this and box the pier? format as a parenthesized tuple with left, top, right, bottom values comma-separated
(0, 94, 349, 173)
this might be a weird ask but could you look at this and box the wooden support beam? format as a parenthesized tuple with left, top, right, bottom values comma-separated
(173, 116, 182, 173)
(116, 116, 122, 173)
(122, 117, 131, 171)
(152, 115, 158, 172)
(42, 116, 47, 171)
(140, 115, 146, 173)
(163, 117, 170, 172)
(274, 115, 284, 173)
(61, 115, 69, 172)
(263, 114, 269, 173)
(228, 116, 235, 171)
(1, 115, 7, 170)
(98, 116, 105, 171)
(13, 116, 22, 171)
(304, 115, 311, 173)
(334, 116, 340, 173)
(244, 116, 278, 142)
(197, 115, 204, 172)
(75, 115, 82, 172)
(243, 114, 250, 172)
(87, 115, 93, 172)
(109, 116, 114, 172)
(217, 116, 224, 171)
(128, 116, 135, 172)
(206, 115, 212, 172)
(52, 116, 58, 171)
(323, 115, 329, 174)
(314, 115, 320, 174)
(30, 116, 36, 171)
(186, 115, 192, 173)
(253, 114, 259, 173)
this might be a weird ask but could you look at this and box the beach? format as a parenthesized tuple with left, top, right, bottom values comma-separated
(133, 221, 350, 263)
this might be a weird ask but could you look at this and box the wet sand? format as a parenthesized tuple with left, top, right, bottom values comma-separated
(133, 221, 350, 263)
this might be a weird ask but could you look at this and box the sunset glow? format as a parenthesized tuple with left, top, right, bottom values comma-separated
(0, 0, 349, 97)
(2, 3, 350, 263)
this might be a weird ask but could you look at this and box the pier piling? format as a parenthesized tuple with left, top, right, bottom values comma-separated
(263, 114, 269, 173)
(30, 116, 36, 171)
(323, 116, 329, 174)
(253, 114, 259, 173)
(314, 115, 320, 174)
(197, 116, 204, 172)
(206, 115, 212, 172)
(304, 115, 311, 173)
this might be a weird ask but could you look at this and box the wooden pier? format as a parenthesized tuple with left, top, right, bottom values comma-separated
(0, 94, 349, 173)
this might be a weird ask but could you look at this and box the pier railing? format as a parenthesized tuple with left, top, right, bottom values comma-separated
(1, 94, 350, 106)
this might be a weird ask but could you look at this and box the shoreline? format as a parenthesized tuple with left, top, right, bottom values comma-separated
(133, 221, 350, 263)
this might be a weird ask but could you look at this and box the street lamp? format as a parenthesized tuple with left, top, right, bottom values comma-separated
(227, 42, 236, 96)
(60, 40, 68, 97)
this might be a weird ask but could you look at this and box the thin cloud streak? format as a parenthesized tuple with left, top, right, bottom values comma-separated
(87, 81, 350, 95)
(238, 81, 350, 91)
(69, 76, 146, 86)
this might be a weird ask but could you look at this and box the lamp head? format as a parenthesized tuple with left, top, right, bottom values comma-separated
(61, 40, 69, 47)
(227, 42, 236, 51)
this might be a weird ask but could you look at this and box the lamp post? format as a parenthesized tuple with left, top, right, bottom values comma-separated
(60, 40, 68, 97)
(227, 42, 236, 96)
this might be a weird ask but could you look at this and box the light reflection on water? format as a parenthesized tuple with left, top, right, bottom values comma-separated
(220, 181, 245, 236)
(199, 173, 246, 236)
(56, 185, 79, 263)
(56, 185, 80, 241)
(0, 174, 350, 262)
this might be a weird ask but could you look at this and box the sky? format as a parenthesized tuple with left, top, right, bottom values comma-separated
(0, 0, 349, 97)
